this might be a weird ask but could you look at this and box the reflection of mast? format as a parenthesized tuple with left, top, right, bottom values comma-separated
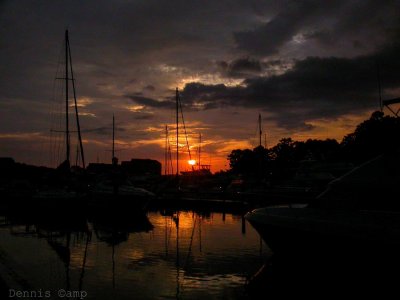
(174, 212, 180, 267)
(198, 216, 202, 252)
(174, 212, 180, 298)
(46, 232, 71, 290)
(78, 232, 91, 291)
(165, 215, 169, 256)
(184, 213, 197, 270)
(66, 232, 71, 290)
(112, 243, 116, 289)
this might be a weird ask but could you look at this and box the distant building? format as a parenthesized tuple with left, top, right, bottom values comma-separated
(121, 159, 161, 176)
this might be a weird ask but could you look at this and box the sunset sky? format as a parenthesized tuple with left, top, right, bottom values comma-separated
(1, 0, 400, 172)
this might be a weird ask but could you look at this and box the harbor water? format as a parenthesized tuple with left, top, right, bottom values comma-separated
(0, 209, 271, 299)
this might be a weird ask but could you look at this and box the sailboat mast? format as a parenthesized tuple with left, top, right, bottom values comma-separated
(176, 87, 179, 177)
(65, 30, 70, 165)
(112, 114, 115, 163)
(258, 113, 262, 147)
(198, 133, 201, 171)
(377, 62, 383, 112)
(165, 125, 168, 175)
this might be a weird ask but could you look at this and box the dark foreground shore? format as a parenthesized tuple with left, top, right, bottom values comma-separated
(1, 276, 8, 299)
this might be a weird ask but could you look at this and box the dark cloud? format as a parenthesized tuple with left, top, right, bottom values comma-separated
(181, 83, 229, 102)
(144, 85, 156, 92)
(234, 1, 343, 55)
(233, 0, 399, 57)
(217, 57, 262, 78)
(305, 0, 400, 51)
(82, 126, 125, 136)
(180, 38, 400, 129)
(132, 113, 154, 120)
(127, 95, 175, 109)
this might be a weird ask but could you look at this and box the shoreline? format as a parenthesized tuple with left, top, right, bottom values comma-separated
(1, 276, 8, 299)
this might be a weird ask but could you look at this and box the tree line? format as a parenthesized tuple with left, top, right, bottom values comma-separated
(227, 111, 400, 180)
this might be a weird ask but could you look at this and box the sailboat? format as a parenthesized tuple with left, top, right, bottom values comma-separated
(34, 30, 87, 207)
(88, 115, 155, 212)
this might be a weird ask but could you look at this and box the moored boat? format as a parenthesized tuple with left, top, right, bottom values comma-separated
(245, 150, 400, 256)
(88, 178, 155, 211)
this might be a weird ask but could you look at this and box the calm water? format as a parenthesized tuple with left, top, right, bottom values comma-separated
(0, 210, 271, 299)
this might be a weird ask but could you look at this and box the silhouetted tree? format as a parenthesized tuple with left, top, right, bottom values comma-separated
(299, 139, 340, 161)
(270, 138, 295, 164)
(228, 146, 270, 177)
(341, 111, 400, 163)
(227, 111, 400, 180)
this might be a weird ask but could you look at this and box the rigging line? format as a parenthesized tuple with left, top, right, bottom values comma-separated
(168, 144, 174, 175)
(178, 94, 192, 161)
(67, 33, 85, 169)
(165, 124, 173, 175)
(167, 126, 174, 175)
(47, 48, 64, 167)
(253, 117, 260, 148)
(65, 30, 70, 165)
(50, 81, 62, 167)
(49, 131, 54, 167)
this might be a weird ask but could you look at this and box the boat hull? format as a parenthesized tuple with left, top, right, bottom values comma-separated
(245, 206, 400, 258)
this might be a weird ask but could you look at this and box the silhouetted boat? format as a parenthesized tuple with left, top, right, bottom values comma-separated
(32, 30, 88, 211)
(88, 115, 155, 211)
(245, 150, 400, 256)
(89, 178, 154, 211)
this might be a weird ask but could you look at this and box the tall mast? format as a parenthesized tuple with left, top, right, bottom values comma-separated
(377, 62, 383, 112)
(176, 87, 179, 177)
(258, 113, 262, 147)
(198, 133, 201, 171)
(165, 125, 168, 175)
(68, 30, 85, 168)
(65, 30, 70, 165)
(112, 114, 115, 163)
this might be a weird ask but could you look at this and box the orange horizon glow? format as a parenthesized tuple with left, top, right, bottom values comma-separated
(0, 110, 377, 173)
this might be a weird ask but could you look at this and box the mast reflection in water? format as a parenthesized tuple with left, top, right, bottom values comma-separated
(0, 210, 269, 299)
